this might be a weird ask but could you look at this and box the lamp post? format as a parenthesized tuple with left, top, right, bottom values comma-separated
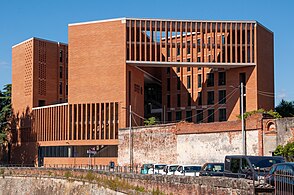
(240, 82, 246, 156)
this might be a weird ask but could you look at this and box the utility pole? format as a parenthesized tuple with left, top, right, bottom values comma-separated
(129, 105, 133, 172)
(241, 82, 246, 155)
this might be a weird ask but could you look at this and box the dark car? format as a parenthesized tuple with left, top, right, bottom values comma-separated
(265, 162, 294, 193)
(223, 155, 285, 181)
(199, 163, 224, 176)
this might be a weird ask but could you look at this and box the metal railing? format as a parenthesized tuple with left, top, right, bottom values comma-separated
(274, 170, 294, 195)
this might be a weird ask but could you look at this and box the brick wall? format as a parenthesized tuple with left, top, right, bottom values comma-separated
(118, 114, 265, 166)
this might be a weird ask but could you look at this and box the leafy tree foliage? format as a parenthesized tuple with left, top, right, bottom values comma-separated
(275, 99, 294, 117)
(0, 84, 11, 134)
(274, 141, 294, 162)
(144, 117, 158, 126)
(237, 108, 281, 119)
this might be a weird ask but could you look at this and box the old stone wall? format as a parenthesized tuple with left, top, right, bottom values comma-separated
(118, 124, 177, 166)
(276, 117, 294, 145)
(0, 168, 255, 195)
(118, 114, 264, 166)
(177, 130, 259, 165)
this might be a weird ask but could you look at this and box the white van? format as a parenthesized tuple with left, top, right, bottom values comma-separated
(175, 165, 202, 176)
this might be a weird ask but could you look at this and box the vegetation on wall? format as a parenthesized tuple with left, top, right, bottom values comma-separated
(274, 141, 294, 162)
(237, 109, 281, 120)
(144, 117, 158, 126)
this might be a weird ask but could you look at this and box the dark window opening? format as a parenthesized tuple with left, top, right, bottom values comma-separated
(196, 110, 203, 123)
(177, 94, 181, 107)
(219, 90, 226, 104)
(187, 93, 191, 107)
(208, 109, 214, 123)
(59, 82, 62, 95)
(176, 111, 182, 122)
(207, 91, 214, 105)
(186, 111, 192, 122)
(167, 95, 170, 108)
(198, 91, 202, 106)
(38, 100, 45, 107)
(59, 50, 63, 63)
(59, 66, 63, 79)
(218, 72, 226, 85)
(197, 74, 202, 88)
(219, 108, 226, 122)
(167, 78, 170, 91)
(187, 75, 191, 89)
(177, 77, 181, 90)
(207, 73, 214, 87)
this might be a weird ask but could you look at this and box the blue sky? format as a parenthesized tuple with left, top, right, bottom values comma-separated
(1, 0, 293, 105)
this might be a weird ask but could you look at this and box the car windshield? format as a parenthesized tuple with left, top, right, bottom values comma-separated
(155, 165, 166, 170)
(184, 166, 201, 172)
(248, 157, 285, 169)
(211, 164, 224, 172)
(169, 165, 178, 172)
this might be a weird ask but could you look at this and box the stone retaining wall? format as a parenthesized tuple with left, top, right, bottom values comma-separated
(0, 168, 255, 195)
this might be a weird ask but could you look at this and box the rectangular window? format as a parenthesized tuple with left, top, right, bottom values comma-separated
(177, 94, 181, 107)
(207, 91, 214, 105)
(219, 108, 226, 121)
(198, 67, 201, 71)
(196, 110, 203, 123)
(208, 109, 214, 122)
(59, 66, 63, 79)
(167, 49, 170, 57)
(59, 82, 63, 95)
(65, 67, 68, 79)
(59, 50, 63, 63)
(187, 67, 191, 71)
(187, 75, 191, 89)
(207, 73, 214, 87)
(187, 93, 191, 106)
(197, 57, 201, 62)
(222, 35, 225, 44)
(177, 48, 180, 56)
(197, 39, 201, 45)
(167, 112, 172, 122)
(176, 111, 182, 122)
(167, 95, 170, 107)
(187, 41, 191, 54)
(186, 111, 192, 122)
(177, 77, 181, 90)
(66, 84, 68, 95)
(167, 78, 170, 91)
(208, 37, 211, 45)
(197, 74, 202, 88)
(166, 67, 170, 74)
(176, 67, 180, 73)
(198, 91, 202, 105)
(219, 90, 226, 104)
(38, 100, 45, 107)
(218, 72, 226, 85)
(187, 58, 191, 62)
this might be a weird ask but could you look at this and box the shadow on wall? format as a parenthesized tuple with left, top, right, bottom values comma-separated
(7, 106, 37, 166)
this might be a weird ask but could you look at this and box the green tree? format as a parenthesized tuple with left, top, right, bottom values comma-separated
(275, 99, 294, 117)
(274, 141, 294, 162)
(144, 117, 157, 126)
(0, 84, 12, 136)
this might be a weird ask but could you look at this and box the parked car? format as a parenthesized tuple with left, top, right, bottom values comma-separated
(163, 164, 179, 175)
(223, 155, 285, 181)
(175, 165, 202, 176)
(152, 164, 167, 174)
(140, 163, 153, 174)
(265, 162, 294, 193)
(199, 163, 224, 176)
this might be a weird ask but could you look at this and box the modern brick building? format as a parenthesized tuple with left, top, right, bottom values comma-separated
(11, 18, 274, 166)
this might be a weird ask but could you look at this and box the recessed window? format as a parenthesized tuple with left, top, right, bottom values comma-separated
(218, 72, 226, 86)
(187, 75, 191, 89)
(59, 50, 63, 63)
(176, 67, 180, 73)
(167, 112, 172, 122)
(177, 77, 181, 90)
(197, 74, 202, 88)
(219, 90, 226, 104)
(187, 58, 191, 62)
(167, 95, 170, 107)
(207, 91, 214, 105)
(219, 108, 226, 122)
(66, 84, 68, 96)
(208, 37, 211, 45)
(166, 67, 170, 74)
(197, 39, 201, 45)
(198, 92, 202, 106)
(167, 78, 170, 91)
(208, 109, 214, 122)
(187, 67, 191, 72)
(196, 110, 203, 123)
(167, 49, 170, 57)
(187, 41, 191, 54)
(222, 35, 225, 44)
(207, 73, 214, 87)
(176, 111, 182, 122)
(59, 82, 63, 95)
(186, 111, 192, 122)
(197, 57, 201, 62)
(177, 94, 181, 107)
(187, 93, 191, 106)
(38, 100, 45, 107)
(177, 48, 180, 56)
